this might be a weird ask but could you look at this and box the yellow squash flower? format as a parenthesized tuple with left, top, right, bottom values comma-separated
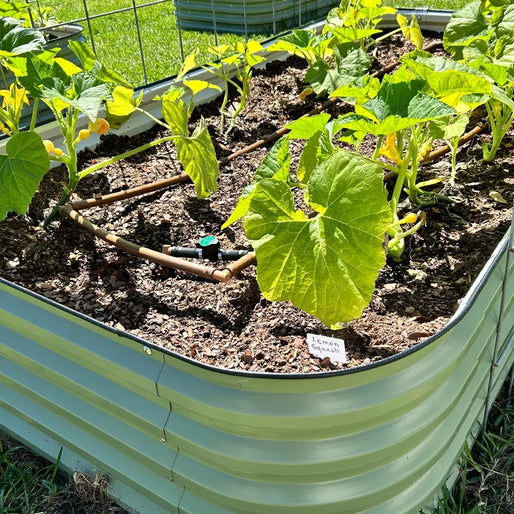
(89, 118, 110, 135)
(43, 140, 64, 157)
(379, 133, 403, 166)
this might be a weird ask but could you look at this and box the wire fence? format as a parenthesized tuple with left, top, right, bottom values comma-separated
(20, 0, 338, 87)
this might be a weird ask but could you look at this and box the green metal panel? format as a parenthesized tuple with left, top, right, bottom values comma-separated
(175, 0, 339, 33)
(0, 229, 512, 513)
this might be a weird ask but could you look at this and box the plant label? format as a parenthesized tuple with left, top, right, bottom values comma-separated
(307, 334, 347, 363)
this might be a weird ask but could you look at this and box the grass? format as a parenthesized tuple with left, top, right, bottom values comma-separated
(428, 379, 514, 514)
(36, 0, 263, 86)
(0, 438, 61, 513)
(0, 436, 127, 513)
(385, 0, 467, 9)
(34, 0, 470, 87)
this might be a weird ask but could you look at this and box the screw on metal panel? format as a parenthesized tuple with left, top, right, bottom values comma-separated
(143, 346, 152, 355)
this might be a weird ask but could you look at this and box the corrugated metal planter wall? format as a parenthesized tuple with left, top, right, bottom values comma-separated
(1, 231, 512, 513)
(175, 0, 339, 33)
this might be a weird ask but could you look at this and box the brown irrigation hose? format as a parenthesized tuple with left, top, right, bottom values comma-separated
(63, 41, 447, 279)
(59, 204, 256, 281)
(70, 173, 190, 210)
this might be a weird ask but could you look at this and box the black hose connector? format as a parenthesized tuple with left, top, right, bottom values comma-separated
(169, 236, 250, 262)
(196, 235, 220, 262)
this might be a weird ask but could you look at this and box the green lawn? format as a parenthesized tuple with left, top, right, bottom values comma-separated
(38, 0, 254, 86)
(36, 0, 469, 87)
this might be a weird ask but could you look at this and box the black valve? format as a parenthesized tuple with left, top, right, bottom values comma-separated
(169, 236, 249, 262)
(196, 236, 220, 262)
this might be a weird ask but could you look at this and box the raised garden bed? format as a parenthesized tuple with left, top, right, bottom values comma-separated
(175, 0, 338, 33)
(0, 4, 513, 513)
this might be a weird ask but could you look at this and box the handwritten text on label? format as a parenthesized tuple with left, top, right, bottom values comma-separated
(307, 333, 347, 363)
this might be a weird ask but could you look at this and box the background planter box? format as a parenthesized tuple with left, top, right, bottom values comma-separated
(0, 231, 512, 513)
(175, 0, 339, 33)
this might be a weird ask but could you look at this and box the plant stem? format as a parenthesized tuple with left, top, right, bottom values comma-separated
(372, 135, 384, 161)
(368, 27, 403, 50)
(29, 98, 39, 132)
(79, 135, 177, 179)
(78, 136, 177, 179)
(483, 101, 514, 162)
(42, 109, 79, 227)
(136, 107, 170, 130)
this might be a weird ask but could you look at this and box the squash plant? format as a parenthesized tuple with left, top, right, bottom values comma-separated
(0, 18, 219, 225)
(268, 0, 422, 97)
(103, 83, 219, 199)
(178, 40, 265, 134)
(443, 0, 514, 161)
(224, 132, 392, 328)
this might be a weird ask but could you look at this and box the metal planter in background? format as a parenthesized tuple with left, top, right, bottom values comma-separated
(0, 229, 512, 513)
(175, 0, 339, 34)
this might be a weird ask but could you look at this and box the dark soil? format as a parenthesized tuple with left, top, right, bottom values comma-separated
(1, 33, 512, 373)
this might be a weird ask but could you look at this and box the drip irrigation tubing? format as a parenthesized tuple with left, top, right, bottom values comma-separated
(62, 40, 489, 279)
(69, 41, 446, 212)
(59, 204, 256, 281)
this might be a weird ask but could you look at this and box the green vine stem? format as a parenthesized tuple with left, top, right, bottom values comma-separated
(78, 135, 177, 180)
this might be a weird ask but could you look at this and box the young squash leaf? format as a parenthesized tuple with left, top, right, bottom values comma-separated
(0, 132, 49, 219)
(175, 117, 219, 199)
(161, 87, 219, 199)
(305, 42, 370, 95)
(0, 17, 45, 59)
(397, 14, 423, 50)
(244, 151, 391, 327)
(104, 86, 143, 129)
(222, 137, 290, 229)
(443, 1, 491, 57)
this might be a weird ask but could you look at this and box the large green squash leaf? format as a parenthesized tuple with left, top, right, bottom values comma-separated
(0, 17, 45, 59)
(305, 42, 370, 95)
(244, 151, 392, 327)
(19, 54, 111, 120)
(363, 79, 455, 120)
(335, 113, 417, 136)
(443, 1, 491, 55)
(494, 5, 514, 39)
(402, 55, 492, 95)
(0, 132, 50, 220)
(175, 117, 219, 199)
(286, 113, 331, 139)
